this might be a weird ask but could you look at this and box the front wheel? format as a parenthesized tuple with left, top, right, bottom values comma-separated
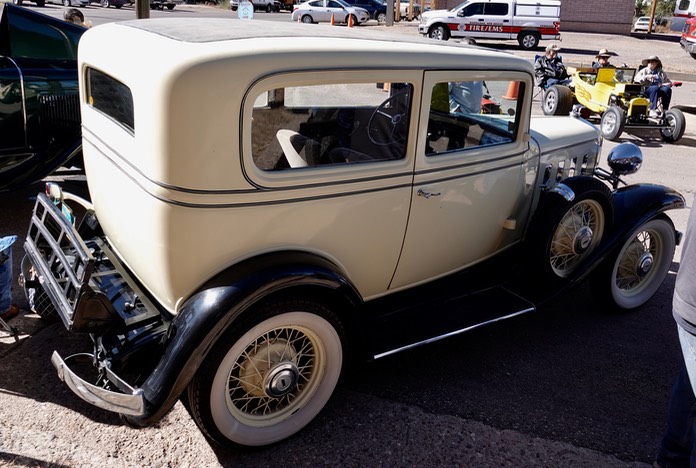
(600, 106, 625, 141)
(591, 217, 676, 311)
(101, 0, 110, 7)
(187, 298, 345, 447)
(660, 108, 686, 143)
(428, 25, 449, 41)
(376, 12, 386, 23)
(528, 177, 613, 281)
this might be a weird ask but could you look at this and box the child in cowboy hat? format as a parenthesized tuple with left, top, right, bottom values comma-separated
(634, 55, 672, 117)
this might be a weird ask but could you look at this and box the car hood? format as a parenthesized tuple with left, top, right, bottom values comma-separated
(529, 115, 600, 154)
(421, 8, 453, 19)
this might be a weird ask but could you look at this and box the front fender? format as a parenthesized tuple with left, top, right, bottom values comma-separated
(123, 251, 362, 427)
(610, 183, 685, 238)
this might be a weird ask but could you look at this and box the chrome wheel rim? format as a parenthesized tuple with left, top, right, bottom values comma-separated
(602, 112, 618, 134)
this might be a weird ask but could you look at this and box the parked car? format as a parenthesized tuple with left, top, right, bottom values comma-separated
(291, 0, 370, 24)
(418, 0, 561, 49)
(395, 0, 421, 18)
(680, 16, 696, 59)
(633, 16, 657, 31)
(342, 0, 387, 22)
(12, 0, 90, 6)
(23, 18, 684, 450)
(0, 4, 85, 191)
(150, 0, 179, 9)
(231, 0, 281, 12)
(99, 0, 130, 9)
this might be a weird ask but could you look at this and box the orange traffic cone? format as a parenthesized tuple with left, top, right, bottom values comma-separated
(330, 13, 335, 25)
(347, 14, 353, 27)
(502, 81, 519, 100)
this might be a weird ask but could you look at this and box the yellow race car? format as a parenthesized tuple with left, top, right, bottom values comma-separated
(542, 67, 686, 142)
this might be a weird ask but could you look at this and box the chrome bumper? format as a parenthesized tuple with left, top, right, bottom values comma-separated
(52, 351, 146, 416)
(681, 38, 696, 54)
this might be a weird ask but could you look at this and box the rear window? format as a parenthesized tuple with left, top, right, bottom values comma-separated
(86, 68, 134, 133)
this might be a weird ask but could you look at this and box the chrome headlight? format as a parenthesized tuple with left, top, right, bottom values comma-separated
(607, 142, 643, 175)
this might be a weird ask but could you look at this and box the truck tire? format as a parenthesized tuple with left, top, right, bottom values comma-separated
(428, 25, 450, 41)
(517, 31, 540, 49)
(542, 85, 573, 116)
(266, 3, 271, 12)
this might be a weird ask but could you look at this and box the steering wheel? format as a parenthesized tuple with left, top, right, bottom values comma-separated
(367, 90, 410, 146)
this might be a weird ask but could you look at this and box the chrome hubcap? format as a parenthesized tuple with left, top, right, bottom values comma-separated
(636, 252, 654, 277)
(573, 226, 594, 254)
(264, 362, 299, 398)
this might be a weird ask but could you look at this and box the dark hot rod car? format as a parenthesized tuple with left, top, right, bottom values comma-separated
(0, 4, 85, 191)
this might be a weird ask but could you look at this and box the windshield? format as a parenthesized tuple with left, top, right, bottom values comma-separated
(597, 67, 636, 84)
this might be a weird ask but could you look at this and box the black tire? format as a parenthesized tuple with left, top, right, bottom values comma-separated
(301, 14, 313, 23)
(36, 0, 45, 5)
(265, 3, 271, 12)
(542, 85, 573, 116)
(600, 105, 625, 141)
(527, 177, 613, 281)
(187, 297, 345, 447)
(376, 12, 386, 23)
(166, 3, 174, 8)
(101, 0, 109, 7)
(660, 108, 686, 143)
(349, 14, 358, 25)
(428, 25, 449, 41)
(690, 52, 696, 60)
(590, 217, 675, 311)
(114, 3, 122, 7)
(517, 31, 540, 49)
(62, 0, 71, 5)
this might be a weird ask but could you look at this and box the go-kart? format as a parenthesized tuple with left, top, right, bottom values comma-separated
(542, 67, 686, 143)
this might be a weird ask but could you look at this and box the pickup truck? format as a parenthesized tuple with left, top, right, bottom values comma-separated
(22, 19, 684, 449)
(418, 0, 561, 49)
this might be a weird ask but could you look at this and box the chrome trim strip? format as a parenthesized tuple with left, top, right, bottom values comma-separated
(52, 351, 146, 417)
(5, 56, 28, 147)
(372, 307, 534, 360)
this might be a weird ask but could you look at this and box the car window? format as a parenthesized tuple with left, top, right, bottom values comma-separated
(484, 2, 508, 15)
(308, 0, 322, 6)
(328, 0, 344, 7)
(86, 67, 135, 133)
(461, 3, 484, 15)
(425, 79, 522, 156)
(251, 82, 413, 170)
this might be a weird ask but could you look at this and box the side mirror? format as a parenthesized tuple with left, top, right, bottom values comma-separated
(607, 142, 642, 176)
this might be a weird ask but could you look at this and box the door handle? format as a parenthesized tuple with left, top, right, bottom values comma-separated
(417, 188, 441, 199)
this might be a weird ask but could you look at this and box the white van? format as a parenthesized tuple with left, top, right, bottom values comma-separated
(418, 0, 561, 49)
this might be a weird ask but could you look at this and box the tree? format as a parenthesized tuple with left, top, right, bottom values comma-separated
(635, 0, 676, 20)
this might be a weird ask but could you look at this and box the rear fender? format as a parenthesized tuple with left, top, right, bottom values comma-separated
(123, 251, 362, 427)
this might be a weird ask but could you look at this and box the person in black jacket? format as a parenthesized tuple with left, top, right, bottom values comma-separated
(534, 44, 571, 88)
(591, 48, 616, 69)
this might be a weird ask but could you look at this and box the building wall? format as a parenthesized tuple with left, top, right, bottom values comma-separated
(561, 0, 635, 34)
(435, 0, 635, 34)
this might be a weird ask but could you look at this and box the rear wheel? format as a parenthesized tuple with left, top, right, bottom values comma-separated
(62, 0, 71, 6)
(266, 3, 271, 12)
(600, 106, 625, 141)
(517, 31, 540, 49)
(301, 14, 313, 23)
(428, 25, 449, 41)
(376, 12, 386, 23)
(542, 85, 573, 116)
(591, 217, 675, 311)
(187, 298, 345, 447)
(101, 0, 110, 7)
(660, 108, 686, 143)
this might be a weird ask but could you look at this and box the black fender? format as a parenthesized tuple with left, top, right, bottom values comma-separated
(123, 251, 362, 427)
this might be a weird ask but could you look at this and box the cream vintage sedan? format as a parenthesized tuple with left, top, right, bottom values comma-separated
(22, 19, 684, 448)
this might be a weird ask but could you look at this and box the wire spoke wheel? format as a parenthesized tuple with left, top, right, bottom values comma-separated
(188, 302, 343, 447)
(549, 199, 604, 277)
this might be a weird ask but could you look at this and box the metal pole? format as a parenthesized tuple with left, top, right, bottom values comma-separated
(136, 0, 150, 19)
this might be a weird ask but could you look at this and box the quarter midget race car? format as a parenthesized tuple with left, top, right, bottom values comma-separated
(542, 66, 686, 143)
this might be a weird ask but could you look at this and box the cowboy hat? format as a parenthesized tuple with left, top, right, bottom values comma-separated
(545, 43, 561, 53)
(641, 55, 663, 68)
(595, 48, 612, 58)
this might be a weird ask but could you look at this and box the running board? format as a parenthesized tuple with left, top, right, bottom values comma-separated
(368, 287, 535, 360)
